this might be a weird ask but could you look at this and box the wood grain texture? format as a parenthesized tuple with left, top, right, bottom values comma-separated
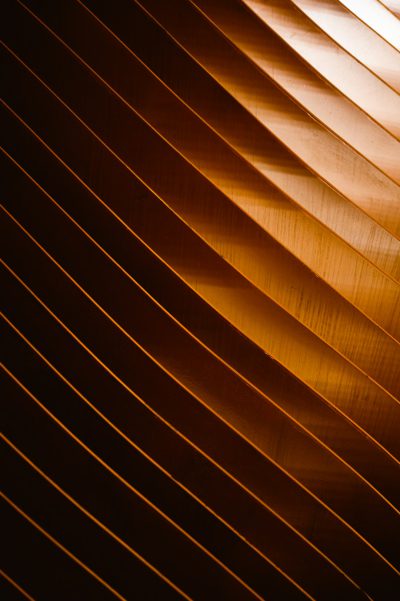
(2, 0, 400, 598)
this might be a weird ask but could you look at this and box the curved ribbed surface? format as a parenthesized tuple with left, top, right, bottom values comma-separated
(1, 1, 400, 599)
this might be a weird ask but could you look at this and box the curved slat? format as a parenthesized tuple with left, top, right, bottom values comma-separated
(241, 0, 400, 144)
(1, 102, 399, 510)
(83, 0, 400, 281)
(338, 0, 400, 50)
(137, 0, 400, 236)
(2, 369, 259, 601)
(2, 0, 399, 597)
(3, 203, 400, 592)
(290, 0, 400, 93)
(14, 0, 400, 383)
(2, 227, 398, 597)
(3, 43, 396, 464)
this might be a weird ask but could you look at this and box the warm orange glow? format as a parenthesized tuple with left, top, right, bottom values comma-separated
(2, 0, 400, 599)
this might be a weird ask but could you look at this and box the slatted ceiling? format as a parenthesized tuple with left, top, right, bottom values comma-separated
(1, 124, 398, 418)
(1, 118, 399, 514)
(3, 39, 399, 464)
(10, 0, 398, 359)
(2, 29, 396, 304)
(337, 0, 400, 51)
(3, 71, 396, 408)
(2, 0, 400, 540)
(2, 0, 400, 599)
(284, 1, 400, 95)
(2, 155, 399, 540)
(234, 0, 400, 146)
(0, 296, 346, 600)
(4, 207, 398, 580)
(10, 0, 400, 544)
(136, 0, 400, 239)
(81, 1, 400, 280)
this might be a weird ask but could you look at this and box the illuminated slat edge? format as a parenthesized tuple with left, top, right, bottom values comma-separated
(2, 0, 400, 599)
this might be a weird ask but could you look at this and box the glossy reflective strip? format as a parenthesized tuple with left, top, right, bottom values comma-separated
(82, 0, 400, 280)
(241, 0, 400, 143)
(138, 0, 400, 236)
(290, 0, 400, 92)
(338, 0, 400, 50)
